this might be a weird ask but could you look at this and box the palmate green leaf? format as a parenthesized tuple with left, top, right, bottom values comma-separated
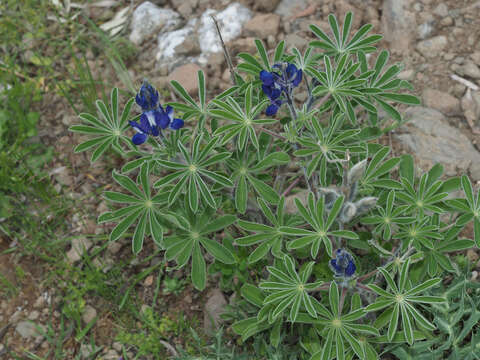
(98, 204, 143, 224)
(110, 207, 144, 241)
(200, 237, 235, 264)
(102, 169, 169, 250)
(70, 88, 133, 162)
(149, 209, 164, 248)
(155, 136, 233, 211)
(211, 89, 270, 150)
(192, 241, 206, 290)
(281, 193, 352, 257)
(241, 283, 264, 307)
(366, 261, 444, 345)
(309, 12, 380, 56)
(163, 208, 237, 291)
(132, 211, 147, 254)
(259, 256, 323, 322)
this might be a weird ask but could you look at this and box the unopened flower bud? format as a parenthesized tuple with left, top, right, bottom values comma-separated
(355, 197, 377, 215)
(347, 159, 367, 185)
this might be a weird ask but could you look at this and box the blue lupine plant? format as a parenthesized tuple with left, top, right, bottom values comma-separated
(259, 62, 302, 116)
(69, 11, 480, 358)
(329, 248, 356, 278)
(129, 81, 184, 145)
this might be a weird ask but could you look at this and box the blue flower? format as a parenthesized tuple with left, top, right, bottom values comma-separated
(259, 62, 303, 116)
(135, 81, 159, 111)
(129, 81, 184, 145)
(329, 249, 356, 278)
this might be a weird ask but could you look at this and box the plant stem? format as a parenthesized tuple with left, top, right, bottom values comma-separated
(357, 269, 378, 283)
(211, 15, 236, 86)
(260, 127, 287, 141)
(282, 177, 301, 197)
(308, 282, 331, 292)
(339, 286, 347, 314)
(357, 282, 375, 293)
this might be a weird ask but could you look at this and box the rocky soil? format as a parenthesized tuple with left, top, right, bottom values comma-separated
(2, 0, 480, 358)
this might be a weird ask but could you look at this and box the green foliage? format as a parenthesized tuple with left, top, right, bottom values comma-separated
(117, 307, 199, 359)
(366, 259, 444, 345)
(280, 193, 359, 257)
(236, 197, 303, 263)
(69, 10, 479, 360)
(69, 88, 134, 162)
(389, 276, 480, 359)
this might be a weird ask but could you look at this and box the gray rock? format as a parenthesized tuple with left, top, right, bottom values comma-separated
(463, 61, 480, 79)
(244, 14, 280, 39)
(471, 52, 480, 66)
(28, 311, 40, 321)
(433, 3, 449, 17)
(284, 33, 309, 50)
(129, 2, 181, 45)
(228, 37, 257, 55)
(275, 0, 308, 17)
(103, 350, 120, 360)
(382, 0, 416, 53)
(395, 107, 480, 178)
(167, 63, 203, 95)
(52, 166, 73, 186)
(80, 344, 96, 359)
(15, 321, 43, 339)
(461, 90, 480, 128)
(107, 241, 122, 254)
(422, 88, 460, 115)
(254, 0, 281, 12)
(398, 69, 415, 80)
(204, 289, 227, 334)
(82, 305, 97, 325)
(417, 22, 434, 40)
(66, 236, 92, 264)
(197, 3, 252, 59)
(285, 190, 309, 214)
(156, 19, 198, 63)
(417, 36, 448, 58)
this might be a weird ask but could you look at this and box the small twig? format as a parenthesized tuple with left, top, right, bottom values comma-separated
(357, 282, 376, 293)
(159, 340, 179, 357)
(260, 127, 287, 141)
(450, 74, 479, 91)
(339, 286, 347, 314)
(282, 177, 301, 197)
(312, 93, 332, 111)
(341, 150, 351, 188)
(357, 269, 378, 283)
(288, 2, 318, 21)
(308, 282, 331, 292)
(211, 15, 236, 86)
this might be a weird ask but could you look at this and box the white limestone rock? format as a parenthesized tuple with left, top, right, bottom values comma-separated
(130, 2, 181, 45)
(197, 3, 252, 60)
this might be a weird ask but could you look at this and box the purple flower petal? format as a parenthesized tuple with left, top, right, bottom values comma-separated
(345, 260, 356, 277)
(165, 105, 174, 121)
(286, 63, 298, 80)
(170, 118, 184, 130)
(158, 113, 170, 129)
(292, 69, 303, 87)
(259, 70, 274, 86)
(132, 132, 148, 145)
(266, 104, 279, 116)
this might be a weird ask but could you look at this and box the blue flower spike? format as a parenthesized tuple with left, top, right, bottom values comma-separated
(129, 81, 184, 145)
(329, 248, 356, 278)
(259, 62, 303, 116)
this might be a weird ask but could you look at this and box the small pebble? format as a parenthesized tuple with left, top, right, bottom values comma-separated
(28, 311, 40, 321)
(144, 275, 154, 287)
